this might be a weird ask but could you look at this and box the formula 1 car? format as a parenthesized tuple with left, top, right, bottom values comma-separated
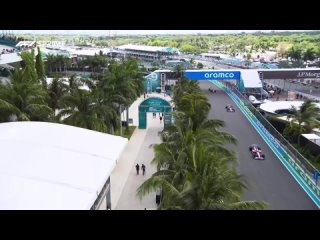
(209, 87, 217, 93)
(249, 144, 265, 160)
(226, 104, 235, 112)
(252, 151, 265, 160)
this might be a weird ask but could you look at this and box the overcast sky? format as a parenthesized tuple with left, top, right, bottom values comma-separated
(2, 30, 314, 36)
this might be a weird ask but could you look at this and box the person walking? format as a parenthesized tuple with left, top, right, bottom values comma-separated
(160, 116, 163, 124)
(141, 164, 146, 176)
(135, 164, 140, 175)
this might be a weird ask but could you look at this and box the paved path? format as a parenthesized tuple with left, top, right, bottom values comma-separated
(111, 93, 172, 210)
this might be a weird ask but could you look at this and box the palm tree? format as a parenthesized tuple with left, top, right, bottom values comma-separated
(19, 50, 38, 82)
(137, 107, 242, 208)
(0, 98, 28, 122)
(136, 64, 267, 209)
(288, 46, 302, 62)
(97, 63, 129, 135)
(35, 47, 46, 87)
(97, 58, 144, 134)
(56, 55, 64, 73)
(173, 64, 185, 79)
(172, 79, 200, 106)
(137, 141, 266, 210)
(67, 74, 82, 93)
(303, 47, 316, 62)
(284, 100, 320, 144)
(156, 111, 237, 169)
(121, 58, 145, 132)
(46, 54, 55, 73)
(47, 77, 68, 121)
(0, 68, 52, 122)
(177, 93, 211, 131)
(57, 88, 117, 133)
(62, 56, 72, 75)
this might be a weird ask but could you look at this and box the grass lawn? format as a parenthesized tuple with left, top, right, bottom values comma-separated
(114, 126, 137, 139)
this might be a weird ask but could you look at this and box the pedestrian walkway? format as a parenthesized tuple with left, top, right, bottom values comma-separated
(110, 92, 172, 210)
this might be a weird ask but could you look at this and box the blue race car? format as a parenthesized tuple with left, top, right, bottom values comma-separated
(226, 104, 235, 112)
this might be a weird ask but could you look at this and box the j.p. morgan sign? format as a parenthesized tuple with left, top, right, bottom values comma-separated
(259, 70, 320, 79)
(184, 71, 241, 80)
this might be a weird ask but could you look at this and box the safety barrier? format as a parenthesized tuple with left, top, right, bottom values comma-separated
(210, 80, 320, 207)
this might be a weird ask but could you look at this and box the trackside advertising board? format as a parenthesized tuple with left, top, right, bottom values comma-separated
(184, 71, 241, 80)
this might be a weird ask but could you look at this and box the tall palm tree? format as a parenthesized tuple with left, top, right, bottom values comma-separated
(161, 112, 237, 161)
(97, 58, 144, 134)
(62, 56, 71, 75)
(47, 77, 68, 121)
(285, 100, 320, 144)
(96, 64, 128, 135)
(46, 54, 55, 73)
(137, 108, 241, 207)
(57, 88, 115, 133)
(19, 50, 38, 83)
(56, 55, 64, 73)
(35, 47, 46, 88)
(177, 93, 211, 131)
(121, 58, 145, 132)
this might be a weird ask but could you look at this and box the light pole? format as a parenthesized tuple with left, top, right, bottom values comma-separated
(259, 72, 264, 101)
(119, 104, 122, 137)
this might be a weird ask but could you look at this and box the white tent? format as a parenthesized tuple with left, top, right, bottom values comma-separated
(240, 70, 262, 88)
(0, 122, 128, 210)
(301, 134, 320, 146)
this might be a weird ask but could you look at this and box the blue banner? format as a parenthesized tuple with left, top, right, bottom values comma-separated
(184, 71, 241, 80)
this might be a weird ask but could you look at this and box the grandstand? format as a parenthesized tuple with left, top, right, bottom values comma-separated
(114, 44, 180, 62)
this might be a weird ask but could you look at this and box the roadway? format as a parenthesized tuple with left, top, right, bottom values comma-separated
(199, 80, 318, 209)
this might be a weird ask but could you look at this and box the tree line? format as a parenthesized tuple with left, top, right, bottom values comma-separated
(0, 48, 145, 135)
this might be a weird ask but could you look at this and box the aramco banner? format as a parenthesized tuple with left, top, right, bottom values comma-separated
(184, 71, 241, 81)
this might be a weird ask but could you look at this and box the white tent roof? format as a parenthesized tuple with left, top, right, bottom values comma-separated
(117, 44, 167, 52)
(0, 48, 38, 65)
(0, 52, 22, 64)
(260, 101, 304, 114)
(240, 70, 262, 88)
(301, 134, 320, 140)
(67, 48, 111, 56)
(0, 122, 128, 210)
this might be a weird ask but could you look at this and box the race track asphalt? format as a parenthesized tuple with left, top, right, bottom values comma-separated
(199, 80, 318, 210)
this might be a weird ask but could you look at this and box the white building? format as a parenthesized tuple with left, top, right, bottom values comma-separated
(114, 44, 179, 62)
(0, 122, 128, 210)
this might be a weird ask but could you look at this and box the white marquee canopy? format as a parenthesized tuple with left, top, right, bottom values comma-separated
(0, 122, 128, 210)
